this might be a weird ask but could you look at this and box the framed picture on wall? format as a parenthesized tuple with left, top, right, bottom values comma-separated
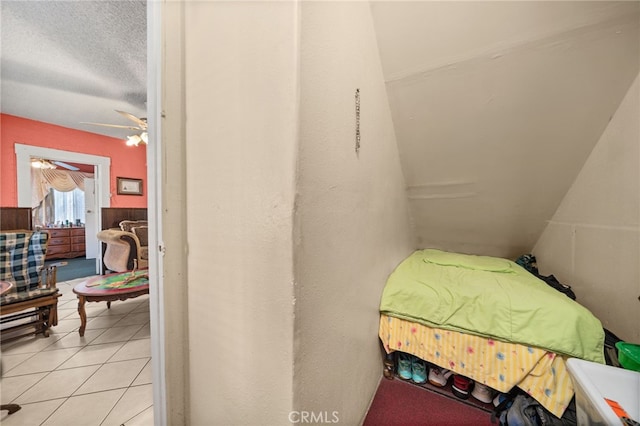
(117, 177, 143, 196)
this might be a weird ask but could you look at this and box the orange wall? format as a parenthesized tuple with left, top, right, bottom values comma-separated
(1, 114, 147, 207)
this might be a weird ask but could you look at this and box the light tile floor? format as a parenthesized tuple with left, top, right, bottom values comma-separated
(1, 276, 153, 425)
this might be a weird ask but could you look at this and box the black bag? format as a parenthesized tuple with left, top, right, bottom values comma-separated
(535, 274, 576, 300)
(603, 328, 622, 367)
(515, 254, 576, 300)
(492, 390, 576, 426)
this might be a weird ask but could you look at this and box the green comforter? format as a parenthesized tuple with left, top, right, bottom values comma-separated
(380, 249, 605, 363)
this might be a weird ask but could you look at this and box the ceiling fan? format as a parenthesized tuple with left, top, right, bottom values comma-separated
(31, 158, 80, 171)
(82, 110, 148, 146)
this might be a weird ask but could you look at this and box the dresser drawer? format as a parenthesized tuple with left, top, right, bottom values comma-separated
(49, 237, 70, 246)
(70, 228, 85, 237)
(72, 243, 86, 252)
(47, 228, 70, 238)
(47, 244, 71, 256)
(71, 236, 85, 244)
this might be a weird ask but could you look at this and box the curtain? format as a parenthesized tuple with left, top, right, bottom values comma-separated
(33, 192, 55, 228)
(31, 168, 94, 227)
(31, 168, 94, 208)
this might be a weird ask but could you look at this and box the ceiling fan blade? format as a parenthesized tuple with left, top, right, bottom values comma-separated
(51, 161, 80, 171)
(115, 110, 147, 129)
(81, 121, 142, 131)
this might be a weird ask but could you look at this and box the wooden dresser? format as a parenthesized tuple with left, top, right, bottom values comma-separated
(45, 227, 86, 260)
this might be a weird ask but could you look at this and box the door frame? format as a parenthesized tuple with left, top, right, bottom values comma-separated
(147, 1, 168, 424)
(15, 144, 110, 272)
(15, 144, 111, 210)
(83, 177, 99, 259)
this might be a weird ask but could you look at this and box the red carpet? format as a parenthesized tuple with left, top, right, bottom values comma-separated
(363, 378, 495, 426)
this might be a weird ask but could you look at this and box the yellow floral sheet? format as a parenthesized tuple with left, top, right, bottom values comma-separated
(379, 314, 574, 418)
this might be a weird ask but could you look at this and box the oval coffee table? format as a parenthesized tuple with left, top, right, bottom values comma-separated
(73, 270, 149, 336)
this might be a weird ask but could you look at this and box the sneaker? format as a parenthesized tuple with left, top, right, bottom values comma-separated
(411, 357, 427, 384)
(383, 353, 395, 380)
(493, 393, 509, 407)
(471, 382, 494, 403)
(428, 366, 452, 387)
(451, 375, 472, 399)
(397, 352, 413, 380)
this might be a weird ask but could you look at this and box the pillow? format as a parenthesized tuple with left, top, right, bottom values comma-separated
(422, 248, 513, 273)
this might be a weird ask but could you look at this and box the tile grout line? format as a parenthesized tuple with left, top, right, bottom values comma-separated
(39, 397, 68, 426)
(1, 276, 153, 425)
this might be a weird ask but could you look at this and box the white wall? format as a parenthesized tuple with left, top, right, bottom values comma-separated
(183, 2, 298, 424)
(533, 74, 640, 342)
(174, 2, 416, 424)
(294, 2, 415, 424)
(371, 1, 640, 258)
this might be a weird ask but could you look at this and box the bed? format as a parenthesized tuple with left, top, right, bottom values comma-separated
(378, 249, 605, 418)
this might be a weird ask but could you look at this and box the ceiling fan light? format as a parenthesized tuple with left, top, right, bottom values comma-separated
(126, 135, 142, 146)
(31, 159, 56, 169)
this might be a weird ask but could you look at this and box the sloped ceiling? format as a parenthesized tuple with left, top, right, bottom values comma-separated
(370, 1, 640, 258)
(0, 1, 147, 140)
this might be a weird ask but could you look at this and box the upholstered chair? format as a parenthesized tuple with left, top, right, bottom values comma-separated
(118, 220, 148, 233)
(119, 220, 149, 263)
(130, 225, 148, 261)
(97, 229, 148, 273)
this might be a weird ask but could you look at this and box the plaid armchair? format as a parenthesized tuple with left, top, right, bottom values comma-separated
(0, 231, 60, 343)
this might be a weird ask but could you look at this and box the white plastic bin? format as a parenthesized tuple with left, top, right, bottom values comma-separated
(566, 358, 640, 426)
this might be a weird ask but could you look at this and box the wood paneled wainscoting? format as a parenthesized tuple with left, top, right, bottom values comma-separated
(101, 208, 148, 230)
(0, 207, 32, 231)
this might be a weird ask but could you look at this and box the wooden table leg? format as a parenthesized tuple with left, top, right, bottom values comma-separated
(77, 295, 87, 337)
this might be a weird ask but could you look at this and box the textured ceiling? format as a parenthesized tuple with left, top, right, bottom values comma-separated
(1, 0, 147, 139)
(371, 1, 640, 257)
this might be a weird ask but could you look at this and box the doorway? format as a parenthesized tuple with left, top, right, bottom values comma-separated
(3, 1, 168, 422)
(15, 143, 110, 273)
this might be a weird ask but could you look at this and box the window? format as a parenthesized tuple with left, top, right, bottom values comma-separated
(52, 188, 85, 226)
